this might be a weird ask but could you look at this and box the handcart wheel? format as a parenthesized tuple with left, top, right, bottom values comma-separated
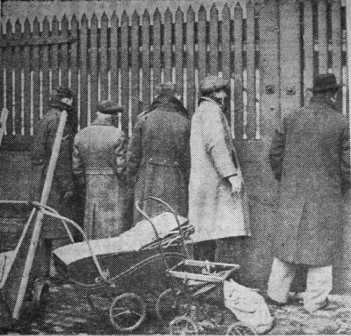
(109, 293, 146, 332)
(226, 322, 257, 335)
(86, 294, 112, 313)
(156, 288, 192, 323)
(169, 316, 199, 335)
(32, 279, 50, 310)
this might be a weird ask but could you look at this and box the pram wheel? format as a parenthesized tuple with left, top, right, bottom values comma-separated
(169, 316, 199, 335)
(109, 292, 146, 332)
(156, 288, 191, 323)
(226, 322, 257, 335)
(86, 294, 111, 313)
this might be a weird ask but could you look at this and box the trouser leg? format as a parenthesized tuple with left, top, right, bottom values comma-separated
(267, 258, 296, 304)
(303, 265, 332, 313)
(193, 240, 216, 262)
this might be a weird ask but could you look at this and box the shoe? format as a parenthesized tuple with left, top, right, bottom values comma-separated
(266, 296, 287, 307)
(304, 298, 330, 314)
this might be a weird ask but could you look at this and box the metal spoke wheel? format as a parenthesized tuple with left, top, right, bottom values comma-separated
(109, 293, 146, 332)
(169, 316, 199, 335)
(86, 294, 112, 313)
(226, 322, 257, 335)
(156, 288, 192, 324)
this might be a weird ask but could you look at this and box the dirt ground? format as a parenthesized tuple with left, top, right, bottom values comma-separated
(3, 278, 351, 335)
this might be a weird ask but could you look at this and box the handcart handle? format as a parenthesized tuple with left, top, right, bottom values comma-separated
(135, 197, 190, 259)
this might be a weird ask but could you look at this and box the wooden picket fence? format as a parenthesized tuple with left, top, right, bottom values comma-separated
(0, 0, 348, 140)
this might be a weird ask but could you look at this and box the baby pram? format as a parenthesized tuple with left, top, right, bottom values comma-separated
(53, 196, 193, 332)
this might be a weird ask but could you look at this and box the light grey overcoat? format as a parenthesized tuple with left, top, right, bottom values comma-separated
(189, 97, 251, 242)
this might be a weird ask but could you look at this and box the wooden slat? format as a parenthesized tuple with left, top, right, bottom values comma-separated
(70, 15, 79, 115)
(175, 7, 184, 101)
(153, 9, 162, 94)
(90, 14, 99, 122)
(0, 24, 3, 111)
(318, 0, 328, 73)
(23, 19, 31, 135)
(120, 11, 129, 134)
(110, 12, 119, 104)
(131, 10, 140, 127)
(51, 16, 59, 90)
(5, 21, 13, 135)
(142, 9, 151, 110)
(280, 0, 301, 118)
(221, 4, 231, 81)
(100, 12, 108, 101)
(61, 15, 69, 87)
(186, 6, 195, 116)
(234, 4, 243, 139)
(42, 17, 50, 116)
(259, 0, 279, 138)
(32, 18, 40, 133)
(79, 14, 88, 128)
(246, 2, 256, 140)
(198, 5, 207, 83)
(304, 0, 314, 102)
(209, 4, 218, 75)
(14, 20, 22, 134)
(164, 9, 172, 82)
(331, 0, 342, 84)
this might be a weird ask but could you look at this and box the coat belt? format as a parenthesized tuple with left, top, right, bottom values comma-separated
(142, 156, 180, 167)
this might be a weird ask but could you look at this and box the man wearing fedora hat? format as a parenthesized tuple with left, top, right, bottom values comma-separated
(73, 100, 128, 239)
(30, 86, 78, 277)
(267, 73, 350, 313)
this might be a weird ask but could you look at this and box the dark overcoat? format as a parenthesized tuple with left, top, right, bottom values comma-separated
(72, 117, 128, 239)
(269, 96, 350, 266)
(30, 102, 77, 239)
(127, 96, 190, 224)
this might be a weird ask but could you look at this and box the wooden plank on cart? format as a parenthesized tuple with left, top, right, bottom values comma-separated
(14, 20, 22, 135)
(186, 7, 195, 116)
(153, 9, 162, 95)
(234, 4, 243, 139)
(318, 0, 328, 74)
(90, 14, 99, 122)
(304, 0, 314, 105)
(280, 0, 301, 118)
(120, 11, 129, 135)
(175, 7, 184, 101)
(164, 9, 172, 83)
(142, 10, 151, 110)
(5, 20, 13, 136)
(198, 5, 207, 83)
(209, 4, 218, 75)
(42, 17, 50, 116)
(80, 15, 88, 128)
(0, 108, 9, 146)
(61, 16, 69, 87)
(246, 2, 256, 140)
(131, 10, 140, 127)
(23, 19, 31, 135)
(100, 13, 109, 101)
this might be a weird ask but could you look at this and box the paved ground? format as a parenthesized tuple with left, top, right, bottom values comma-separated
(3, 278, 351, 335)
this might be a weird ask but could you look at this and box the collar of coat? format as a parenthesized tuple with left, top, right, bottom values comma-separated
(148, 95, 189, 119)
(198, 96, 224, 110)
(91, 117, 114, 126)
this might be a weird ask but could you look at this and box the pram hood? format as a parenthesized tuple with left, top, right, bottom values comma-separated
(53, 212, 188, 267)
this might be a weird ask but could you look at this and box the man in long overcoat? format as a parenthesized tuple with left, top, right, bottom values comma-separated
(267, 74, 350, 313)
(127, 84, 190, 224)
(72, 101, 128, 239)
(189, 76, 251, 262)
(31, 86, 77, 277)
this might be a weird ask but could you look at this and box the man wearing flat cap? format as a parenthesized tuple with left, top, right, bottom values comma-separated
(189, 76, 251, 262)
(73, 101, 128, 239)
(267, 73, 350, 313)
(30, 86, 78, 277)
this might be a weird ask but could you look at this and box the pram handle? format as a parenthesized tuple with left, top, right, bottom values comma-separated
(135, 197, 190, 259)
